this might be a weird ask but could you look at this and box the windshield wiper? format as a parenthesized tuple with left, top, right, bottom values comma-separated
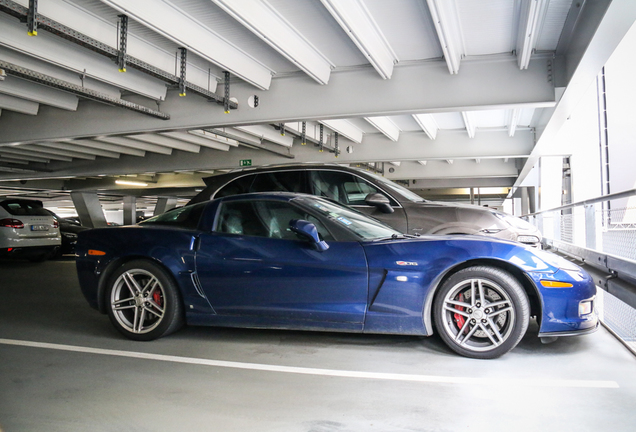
(371, 233, 418, 242)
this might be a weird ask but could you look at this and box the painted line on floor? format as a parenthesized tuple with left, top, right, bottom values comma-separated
(0, 338, 619, 389)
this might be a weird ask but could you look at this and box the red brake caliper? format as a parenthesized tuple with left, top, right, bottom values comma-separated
(453, 293, 466, 330)
(153, 290, 163, 307)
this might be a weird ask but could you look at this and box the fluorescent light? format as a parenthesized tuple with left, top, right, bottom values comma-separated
(116, 180, 148, 187)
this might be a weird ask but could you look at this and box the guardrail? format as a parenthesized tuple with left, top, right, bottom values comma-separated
(524, 188, 636, 354)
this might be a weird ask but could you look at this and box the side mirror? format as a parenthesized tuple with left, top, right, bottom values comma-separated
(364, 193, 394, 214)
(289, 219, 329, 251)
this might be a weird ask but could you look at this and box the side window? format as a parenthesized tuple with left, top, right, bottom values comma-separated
(215, 175, 255, 198)
(308, 171, 397, 206)
(249, 171, 304, 193)
(215, 200, 334, 241)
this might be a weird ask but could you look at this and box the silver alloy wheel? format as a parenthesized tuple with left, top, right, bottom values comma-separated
(440, 277, 516, 352)
(110, 268, 166, 335)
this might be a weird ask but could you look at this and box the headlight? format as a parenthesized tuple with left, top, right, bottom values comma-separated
(533, 249, 581, 271)
(494, 213, 535, 231)
(517, 235, 540, 244)
(579, 299, 594, 316)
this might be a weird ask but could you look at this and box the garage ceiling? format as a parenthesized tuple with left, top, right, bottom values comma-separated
(0, 0, 634, 206)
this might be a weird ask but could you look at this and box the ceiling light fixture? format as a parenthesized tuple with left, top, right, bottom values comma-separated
(115, 180, 148, 187)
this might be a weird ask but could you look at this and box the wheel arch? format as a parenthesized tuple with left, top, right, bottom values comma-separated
(422, 258, 543, 335)
(96, 255, 182, 314)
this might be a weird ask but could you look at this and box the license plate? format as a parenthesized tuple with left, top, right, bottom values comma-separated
(31, 225, 49, 231)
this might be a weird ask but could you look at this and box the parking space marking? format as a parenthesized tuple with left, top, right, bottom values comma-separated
(0, 338, 619, 388)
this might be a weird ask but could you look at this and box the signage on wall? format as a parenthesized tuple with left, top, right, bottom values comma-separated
(239, 159, 252, 167)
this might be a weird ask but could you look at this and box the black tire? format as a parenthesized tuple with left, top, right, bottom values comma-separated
(106, 260, 184, 341)
(433, 266, 529, 359)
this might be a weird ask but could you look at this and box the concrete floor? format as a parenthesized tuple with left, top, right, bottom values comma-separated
(1, 259, 636, 432)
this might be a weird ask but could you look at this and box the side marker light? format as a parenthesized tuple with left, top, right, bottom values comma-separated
(88, 250, 106, 256)
(540, 281, 573, 288)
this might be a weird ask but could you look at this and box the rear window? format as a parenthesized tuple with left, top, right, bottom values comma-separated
(139, 203, 205, 230)
(0, 199, 50, 216)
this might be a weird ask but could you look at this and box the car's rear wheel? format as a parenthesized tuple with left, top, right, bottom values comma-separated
(106, 260, 184, 341)
(433, 266, 529, 359)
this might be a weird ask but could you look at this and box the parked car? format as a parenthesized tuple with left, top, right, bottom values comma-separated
(188, 164, 542, 247)
(76, 192, 596, 359)
(44, 210, 90, 255)
(0, 198, 61, 261)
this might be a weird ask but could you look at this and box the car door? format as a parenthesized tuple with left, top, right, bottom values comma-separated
(307, 170, 408, 232)
(194, 198, 369, 329)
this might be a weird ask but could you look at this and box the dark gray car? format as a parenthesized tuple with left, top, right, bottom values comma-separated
(189, 164, 541, 247)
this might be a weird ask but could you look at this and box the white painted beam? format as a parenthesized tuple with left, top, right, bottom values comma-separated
(0, 76, 78, 111)
(461, 112, 476, 138)
(0, 155, 29, 165)
(321, 0, 396, 79)
(37, 142, 121, 159)
(100, 0, 273, 90)
(233, 125, 294, 147)
(20, 0, 216, 92)
(128, 134, 201, 153)
(383, 159, 519, 181)
(4, 146, 72, 162)
(426, 0, 464, 74)
(0, 93, 38, 115)
(0, 129, 532, 183)
(284, 122, 331, 144)
(516, 0, 549, 70)
(0, 149, 51, 163)
(508, 108, 521, 137)
(188, 130, 239, 147)
(212, 0, 332, 85)
(412, 114, 439, 140)
(320, 120, 364, 144)
(23, 144, 97, 160)
(364, 117, 400, 141)
(0, 59, 556, 144)
(94, 137, 173, 155)
(0, 14, 167, 100)
(161, 132, 230, 151)
(69, 140, 146, 157)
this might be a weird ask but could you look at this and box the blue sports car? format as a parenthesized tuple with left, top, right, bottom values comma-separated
(76, 192, 598, 359)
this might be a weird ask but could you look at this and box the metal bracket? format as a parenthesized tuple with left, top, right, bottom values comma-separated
(117, 15, 128, 72)
(223, 71, 230, 113)
(334, 132, 340, 158)
(178, 48, 187, 96)
(319, 124, 324, 152)
(279, 123, 285, 136)
(27, 0, 37, 36)
(301, 121, 306, 145)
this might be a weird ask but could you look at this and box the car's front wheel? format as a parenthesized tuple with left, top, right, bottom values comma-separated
(106, 260, 184, 341)
(433, 266, 529, 359)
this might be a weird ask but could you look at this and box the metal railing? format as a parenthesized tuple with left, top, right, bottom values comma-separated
(525, 188, 636, 354)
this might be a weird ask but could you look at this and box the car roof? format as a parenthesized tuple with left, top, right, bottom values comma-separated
(202, 164, 368, 185)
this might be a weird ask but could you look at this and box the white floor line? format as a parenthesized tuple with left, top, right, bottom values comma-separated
(0, 338, 619, 389)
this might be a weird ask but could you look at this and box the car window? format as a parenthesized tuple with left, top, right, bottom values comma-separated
(249, 171, 304, 193)
(216, 175, 255, 198)
(308, 171, 397, 206)
(215, 199, 334, 241)
(0, 200, 50, 216)
(140, 203, 205, 229)
(293, 196, 401, 240)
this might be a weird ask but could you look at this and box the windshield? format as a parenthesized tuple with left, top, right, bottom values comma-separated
(361, 170, 426, 203)
(293, 196, 401, 240)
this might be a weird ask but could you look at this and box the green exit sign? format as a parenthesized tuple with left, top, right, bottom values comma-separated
(239, 159, 252, 167)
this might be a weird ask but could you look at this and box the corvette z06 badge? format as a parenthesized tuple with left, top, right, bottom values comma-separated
(396, 261, 418, 266)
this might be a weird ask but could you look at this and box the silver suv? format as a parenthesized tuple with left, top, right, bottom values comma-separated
(189, 165, 541, 247)
(0, 198, 62, 261)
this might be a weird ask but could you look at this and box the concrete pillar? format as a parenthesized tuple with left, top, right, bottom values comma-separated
(123, 196, 136, 226)
(154, 197, 178, 216)
(70, 192, 108, 228)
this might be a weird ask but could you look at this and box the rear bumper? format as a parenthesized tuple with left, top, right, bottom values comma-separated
(0, 245, 59, 259)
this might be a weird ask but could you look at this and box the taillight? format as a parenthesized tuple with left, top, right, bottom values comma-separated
(53, 220, 59, 229)
(0, 218, 24, 229)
